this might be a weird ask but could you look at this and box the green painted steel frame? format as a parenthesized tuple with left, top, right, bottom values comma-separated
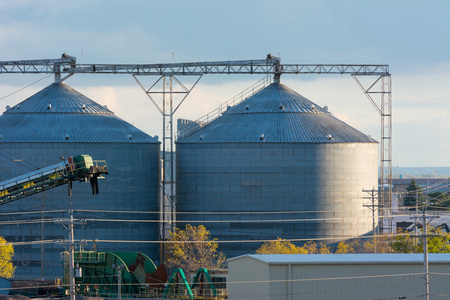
(162, 269, 193, 299)
(191, 268, 217, 297)
(65, 251, 157, 298)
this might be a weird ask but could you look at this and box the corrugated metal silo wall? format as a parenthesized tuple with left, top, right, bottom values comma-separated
(176, 142, 378, 258)
(0, 142, 160, 279)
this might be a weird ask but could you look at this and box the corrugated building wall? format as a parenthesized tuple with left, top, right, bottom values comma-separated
(228, 254, 450, 300)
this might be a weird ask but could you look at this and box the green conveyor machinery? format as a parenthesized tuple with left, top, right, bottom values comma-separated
(62, 251, 165, 298)
(0, 154, 108, 205)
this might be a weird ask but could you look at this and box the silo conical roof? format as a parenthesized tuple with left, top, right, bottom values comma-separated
(177, 83, 377, 144)
(0, 83, 159, 143)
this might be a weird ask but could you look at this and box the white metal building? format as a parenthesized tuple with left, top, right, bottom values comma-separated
(227, 254, 450, 300)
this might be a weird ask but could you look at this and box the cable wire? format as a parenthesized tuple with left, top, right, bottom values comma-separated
(0, 74, 51, 100)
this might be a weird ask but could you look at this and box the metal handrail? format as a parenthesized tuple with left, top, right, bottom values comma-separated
(177, 75, 272, 139)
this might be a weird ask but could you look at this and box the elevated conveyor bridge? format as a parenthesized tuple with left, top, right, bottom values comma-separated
(0, 154, 108, 205)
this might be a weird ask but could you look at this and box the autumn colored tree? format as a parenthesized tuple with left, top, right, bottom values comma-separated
(166, 225, 226, 276)
(256, 238, 303, 254)
(0, 236, 15, 279)
(256, 239, 331, 254)
(298, 241, 331, 254)
(335, 239, 363, 254)
(363, 235, 399, 253)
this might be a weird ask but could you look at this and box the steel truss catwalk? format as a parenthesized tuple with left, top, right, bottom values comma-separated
(0, 54, 393, 236)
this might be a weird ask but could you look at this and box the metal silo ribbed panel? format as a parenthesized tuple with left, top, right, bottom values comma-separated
(178, 113, 376, 144)
(5, 83, 112, 114)
(0, 113, 157, 143)
(178, 83, 376, 144)
(176, 82, 378, 258)
(0, 82, 160, 279)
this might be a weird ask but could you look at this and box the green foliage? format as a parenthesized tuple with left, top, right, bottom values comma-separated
(403, 178, 425, 209)
(427, 192, 450, 210)
(0, 236, 15, 279)
(166, 225, 226, 277)
(389, 231, 418, 253)
(417, 227, 450, 253)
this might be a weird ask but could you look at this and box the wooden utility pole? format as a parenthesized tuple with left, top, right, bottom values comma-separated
(363, 188, 381, 235)
(56, 210, 86, 300)
(411, 211, 440, 300)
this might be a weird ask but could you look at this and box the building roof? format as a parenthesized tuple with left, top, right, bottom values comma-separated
(177, 83, 377, 144)
(228, 253, 450, 264)
(0, 83, 159, 144)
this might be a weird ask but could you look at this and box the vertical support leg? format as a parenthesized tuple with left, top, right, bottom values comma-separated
(381, 75, 393, 233)
(353, 74, 392, 233)
(133, 74, 202, 262)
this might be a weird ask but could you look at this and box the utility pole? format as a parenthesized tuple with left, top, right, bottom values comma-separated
(113, 264, 125, 300)
(363, 188, 381, 235)
(423, 212, 429, 300)
(410, 211, 439, 300)
(56, 210, 86, 300)
(416, 190, 419, 237)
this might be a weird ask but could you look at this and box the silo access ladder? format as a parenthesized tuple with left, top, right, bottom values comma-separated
(0, 154, 108, 205)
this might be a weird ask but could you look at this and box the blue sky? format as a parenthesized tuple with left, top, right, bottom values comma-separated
(0, 0, 449, 167)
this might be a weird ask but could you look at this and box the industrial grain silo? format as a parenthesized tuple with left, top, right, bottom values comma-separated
(0, 82, 160, 279)
(176, 81, 378, 258)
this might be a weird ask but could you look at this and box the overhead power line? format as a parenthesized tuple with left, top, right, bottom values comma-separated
(0, 74, 51, 100)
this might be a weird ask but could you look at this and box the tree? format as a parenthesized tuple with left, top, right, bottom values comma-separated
(0, 236, 15, 279)
(390, 230, 418, 253)
(256, 239, 331, 254)
(403, 178, 425, 210)
(427, 192, 450, 210)
(336, 239, 363, 254)
(298, 241, 331, 254)
(256, 238, 303, 254)
(166, 225, 226, 277)
(417, 227, 450, 253)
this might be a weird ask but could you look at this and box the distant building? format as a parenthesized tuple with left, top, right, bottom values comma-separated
(228, 254, 450, 300)
(392, 178, 450, 210)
